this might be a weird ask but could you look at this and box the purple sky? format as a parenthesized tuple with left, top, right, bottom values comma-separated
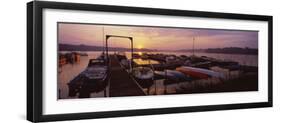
(58, 23, 258, 50)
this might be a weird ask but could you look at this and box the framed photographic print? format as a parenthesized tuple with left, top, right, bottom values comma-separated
(27, 1, 273, 122)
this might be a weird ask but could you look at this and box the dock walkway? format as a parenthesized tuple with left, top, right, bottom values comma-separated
(109, 55, 146, 97)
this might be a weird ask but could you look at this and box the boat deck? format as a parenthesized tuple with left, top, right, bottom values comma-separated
(108, 55, 146, 97)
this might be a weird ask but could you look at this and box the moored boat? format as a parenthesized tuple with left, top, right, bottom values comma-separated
(132, 67, 154, 80)
(96, 52, 106, 60)
(176, 66, 225, 79)
(154, 70, 191, 82)
(67, 59, 108, 97)
(79, 52, 88, 56)
(83, 59, 108, 82)
(132, 67, 154, 88)
(115, 52, 127, 61)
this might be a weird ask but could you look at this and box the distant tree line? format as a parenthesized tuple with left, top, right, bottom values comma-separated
(205, 47, 258, 55)
(59, 44, 156, 52)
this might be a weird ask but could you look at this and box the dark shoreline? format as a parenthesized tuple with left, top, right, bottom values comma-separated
(59, 44, 258, 55)
(59, 50, 258, 56)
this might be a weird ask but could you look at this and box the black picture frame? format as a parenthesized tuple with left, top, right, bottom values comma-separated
(27, 1, 273, 122)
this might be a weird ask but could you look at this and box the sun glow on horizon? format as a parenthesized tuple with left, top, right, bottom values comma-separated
(137, 45, 143, 49)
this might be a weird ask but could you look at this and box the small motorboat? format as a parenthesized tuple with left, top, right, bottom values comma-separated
(165, 55, 177, 63)
(97, 52, 106, 60)
(67, 59, 108, 97)
(83, 66, 107, 82)
(132, 53, 141, 59)
(167, 70, 191, 80)
(154, 70, 191, 82)
(120, 59, 130, 68)
(116, 52, 127, 61)
(132, 67, 154, 88)
(176, 66, 225, 79)
(83, 59, 108, 82)
(79, 52, 88, 56)
(132, 67, 154, 80)
(190, 61, 212, 69)
(140, 53, 149, 60)
(222, 64, 240, 71)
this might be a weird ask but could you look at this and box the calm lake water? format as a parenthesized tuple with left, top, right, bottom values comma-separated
(58, 51, 258, 99)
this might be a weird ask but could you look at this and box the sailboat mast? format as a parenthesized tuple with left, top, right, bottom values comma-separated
(193, 37, 195, 56)
(103, 26, 105, 53)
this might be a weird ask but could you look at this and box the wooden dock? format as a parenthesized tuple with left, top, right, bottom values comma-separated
(108, 55, 146, 97)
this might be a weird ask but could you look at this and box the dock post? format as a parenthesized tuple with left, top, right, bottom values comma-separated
(105, 36, 109, 65)
(130, 37, 133, 73)
(164, 85, 167, 94)
(58, 89, 61, 99)
(154, 80, 157, 95)
(104, 89, 107, 97)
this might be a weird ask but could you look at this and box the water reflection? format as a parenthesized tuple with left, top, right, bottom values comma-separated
(133, 59, 160, 65)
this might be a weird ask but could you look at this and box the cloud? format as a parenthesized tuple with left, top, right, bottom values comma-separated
(58, 23, 258, 50)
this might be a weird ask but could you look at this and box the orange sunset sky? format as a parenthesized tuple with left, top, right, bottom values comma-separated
(58, 23, 258, 50)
